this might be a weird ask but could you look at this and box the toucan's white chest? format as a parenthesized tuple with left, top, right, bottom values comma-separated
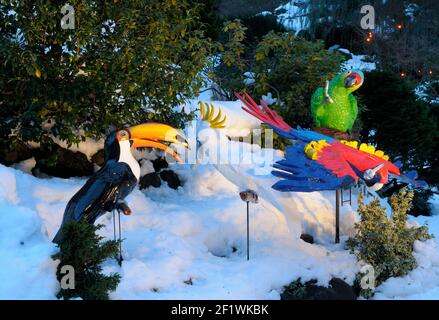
(118, 140, 140, 181)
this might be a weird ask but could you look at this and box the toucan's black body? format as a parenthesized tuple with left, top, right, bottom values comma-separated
(52, 123, 188, 244)
(52, 133, 137, 243)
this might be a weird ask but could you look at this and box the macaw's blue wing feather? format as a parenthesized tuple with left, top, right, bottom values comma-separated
(390, 171, 429, 189)
(271, 143, 355, 192)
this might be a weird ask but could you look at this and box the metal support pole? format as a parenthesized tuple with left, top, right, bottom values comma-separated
(335, 189, 340, 243)
(246, 201, 250, 261)
(349, 187, 352, 206)
(113, 209, 123, 266)
(239, 190, 258, 261)
(118, 210, 123, 266)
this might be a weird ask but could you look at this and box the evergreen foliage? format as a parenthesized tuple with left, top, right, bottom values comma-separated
(347, 188, 432, 298)
(0, 0, 211, 145)
(212, 25, 344, 128)
(52, 220, 120, 300)
(358, 71, 439, 187)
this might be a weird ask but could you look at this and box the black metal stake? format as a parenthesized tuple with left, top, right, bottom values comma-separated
(239, 190, 258, 261)
(246, 201, 250, 261)
(113, 209, 123, 266)
(118, 210, 123, 266)
(335, 189, 340, 243)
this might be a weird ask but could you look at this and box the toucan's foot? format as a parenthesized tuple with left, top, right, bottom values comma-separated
(115, 201, 132, 215)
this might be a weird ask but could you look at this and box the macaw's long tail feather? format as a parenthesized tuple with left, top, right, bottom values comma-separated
(390, 170, 429, 189)
(235, 92, 292, 133)
(235, 91, 338, 143)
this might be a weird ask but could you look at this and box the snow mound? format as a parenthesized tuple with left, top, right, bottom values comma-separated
(342, 54, 376, 72)
(0, 162, 362, 299)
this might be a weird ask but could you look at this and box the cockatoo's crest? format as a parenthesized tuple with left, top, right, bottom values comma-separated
(199, 101, 227, 128)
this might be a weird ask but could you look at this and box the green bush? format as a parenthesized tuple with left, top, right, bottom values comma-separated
(52, 220, 121, 300)
(0, 0, 211, 145)
(252, 32, 345, 128)
(281, 279, 307, 300)
(358, 71, 439, 187)
(211, 27, 344, 128)
(240, 14, 286, 45)
(347, 188, 432, 298)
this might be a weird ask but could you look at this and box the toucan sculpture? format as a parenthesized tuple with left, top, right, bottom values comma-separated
(53, 123, 188, 243)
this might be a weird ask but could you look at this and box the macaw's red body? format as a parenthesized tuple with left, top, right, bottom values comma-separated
(313, 141, 400, 189)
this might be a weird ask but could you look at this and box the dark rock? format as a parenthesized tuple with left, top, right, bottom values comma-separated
(0, 140, 33, 166)
(91, 149, 105, 167)
(160, 170, 181, 189)
(32, 143, 94, 178)
(281, 278, 356, 300)
(300, 233, 314, 244)
(139, 172, 161, 189)
(152, 157, 168, 172)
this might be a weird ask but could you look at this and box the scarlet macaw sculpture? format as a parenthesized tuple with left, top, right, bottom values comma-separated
(235, 92, 426, 193)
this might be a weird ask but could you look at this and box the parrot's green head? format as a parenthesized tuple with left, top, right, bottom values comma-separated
(339, 69, 364, 93)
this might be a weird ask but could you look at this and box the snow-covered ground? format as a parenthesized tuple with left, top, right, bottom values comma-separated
(1, 97, 438, 300)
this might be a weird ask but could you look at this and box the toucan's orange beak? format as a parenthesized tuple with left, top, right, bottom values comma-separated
(124, 123, 188, 162)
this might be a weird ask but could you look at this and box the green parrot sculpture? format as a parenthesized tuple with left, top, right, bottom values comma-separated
(311, 70, 364, 133)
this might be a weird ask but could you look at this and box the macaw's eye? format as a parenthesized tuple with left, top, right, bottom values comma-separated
(364, 172, 384, 191)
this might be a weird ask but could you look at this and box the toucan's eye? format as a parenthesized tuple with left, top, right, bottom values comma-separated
(118, 130, 129, 141)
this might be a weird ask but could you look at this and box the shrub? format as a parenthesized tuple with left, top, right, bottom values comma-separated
(0, 0, 211, 145)
(211, 28, 344, 128)
(358, 71, 439, 187)
(252, 32, 345, 128)
(347, 188, 432, 298)
(240, 14, 286, 45)
(52, 220, 121, 300)
(281, 279, 307, 300)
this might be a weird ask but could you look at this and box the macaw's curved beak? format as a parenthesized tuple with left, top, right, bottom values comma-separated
(127, 123, 188, 162)
(344, 71, 364, 89)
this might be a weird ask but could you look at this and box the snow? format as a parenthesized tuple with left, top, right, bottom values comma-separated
(0, 136, 362, 299)
(1, 92, 439, 300)
(51, 134, 104, 161)
(372, 239, 439, 300)
(11, 157, 36, 174)
(243, 72, 255, 86)
(275, 0, 310, 35)
(415, 81, 439, 105)
(342, 54, 376, 72)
